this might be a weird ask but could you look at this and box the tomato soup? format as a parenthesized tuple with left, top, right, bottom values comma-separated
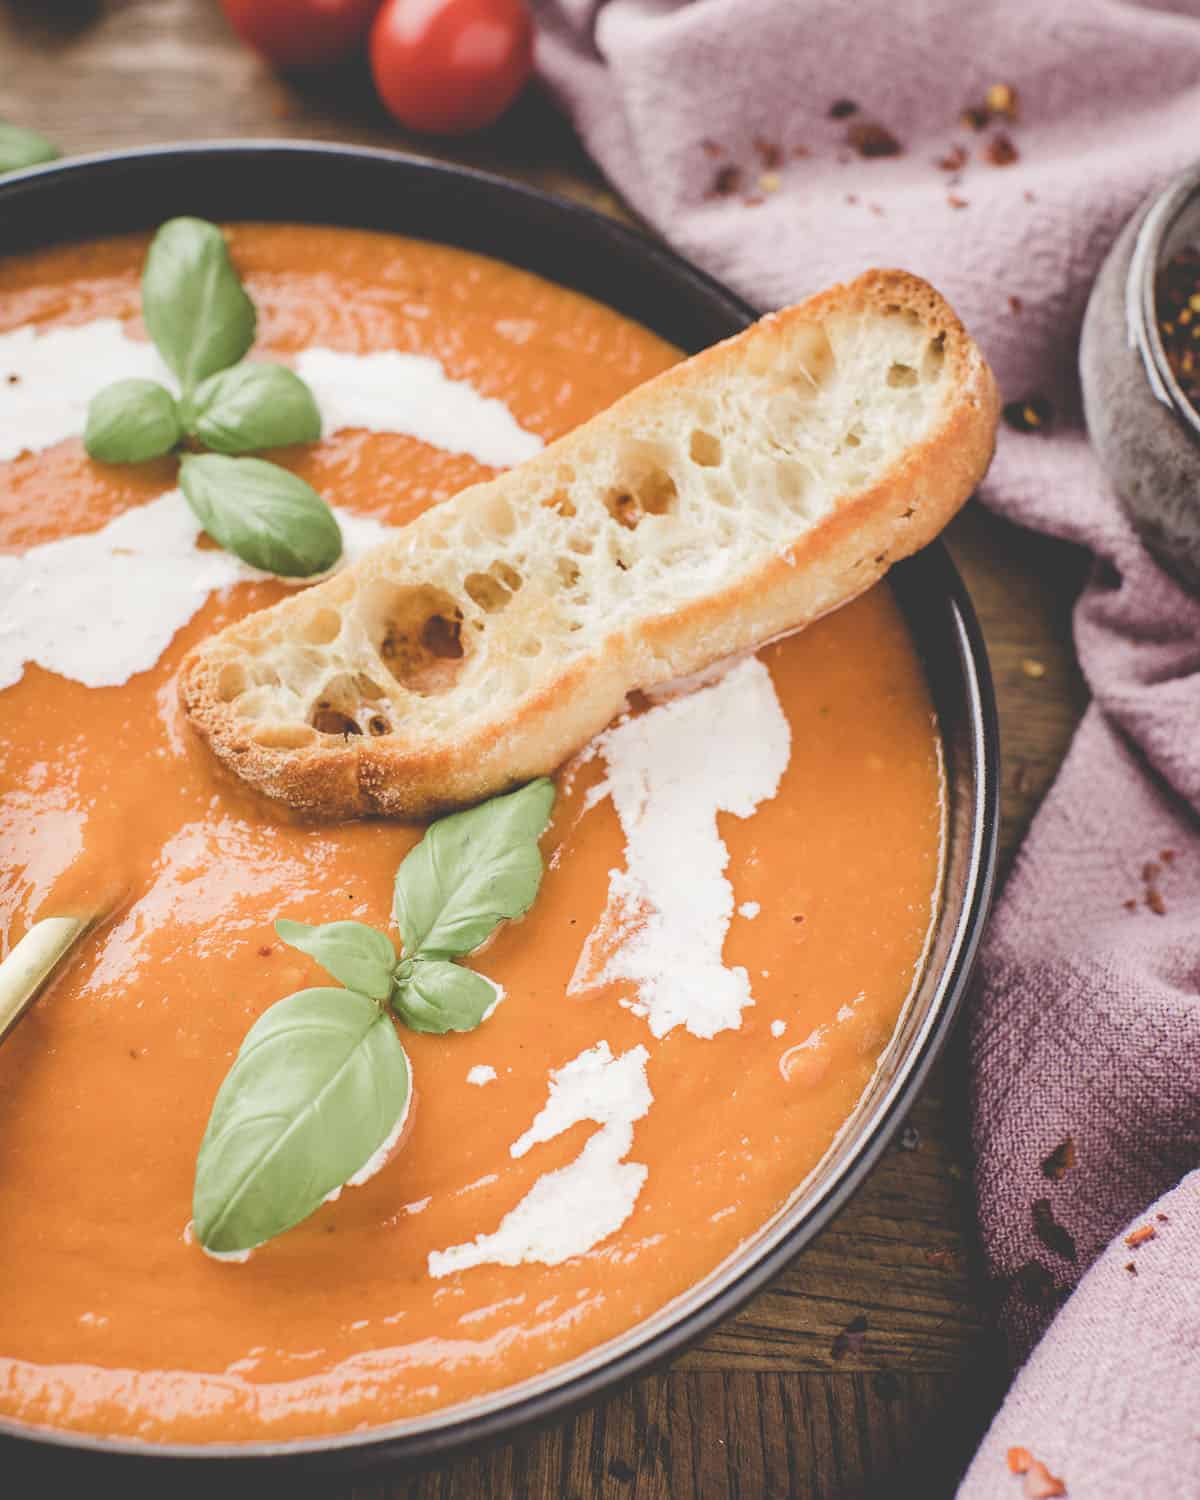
(0, 226, 943, 1443)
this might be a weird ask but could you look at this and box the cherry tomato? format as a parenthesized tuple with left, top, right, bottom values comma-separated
(219, 0, 381, 71)
(369, 0, 534, 136)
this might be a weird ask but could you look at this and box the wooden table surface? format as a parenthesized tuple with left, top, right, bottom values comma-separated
(1, 3, 1091, 1495)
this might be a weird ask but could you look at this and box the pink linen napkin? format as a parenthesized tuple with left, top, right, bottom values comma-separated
(534, 1, 1200, 1493)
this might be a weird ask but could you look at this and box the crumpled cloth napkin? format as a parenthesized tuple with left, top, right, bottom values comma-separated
(534, 1, 1200, 1492)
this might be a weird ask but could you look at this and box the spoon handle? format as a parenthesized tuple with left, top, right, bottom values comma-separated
(0, 916, 88, 1045)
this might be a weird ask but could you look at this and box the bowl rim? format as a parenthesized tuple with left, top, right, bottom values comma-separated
(0, 140, 1000, 1475)
(1128, 160, 1200, 440)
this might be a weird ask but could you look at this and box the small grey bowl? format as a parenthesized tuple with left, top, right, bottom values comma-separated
(1081, 162, 1200, 592)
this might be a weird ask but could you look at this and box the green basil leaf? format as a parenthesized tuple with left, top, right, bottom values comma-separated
(0, 122, 59, 175)
(392, 957, 500, 1035)
(84, 378, 181, 463)
(193, 987, 409, 1254)
(142, 217, 256, 395)
(179, 453, 342, 577)
(393, 778, 556, 959)
(274, 919, 396, 1002)
(189, 363, 322, 454)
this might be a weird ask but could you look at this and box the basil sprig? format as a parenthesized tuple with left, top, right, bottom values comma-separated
(392, 778, 556, 959)
(82, 216, 337, 577)
(193, 989, 410, 1256)
(84, 379, 182, 464)
(180, 454, 342, 578)
(142, 217, 257, 398)
(273, 920, 396, 1002)
(189, 363, 322, 454)
(192, 779, 556, 1254)
(0, 122, 60, 176)
(393, 958, 500, 1035)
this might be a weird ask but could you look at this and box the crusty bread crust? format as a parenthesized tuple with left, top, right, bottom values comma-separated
(180, 270, 999, 819)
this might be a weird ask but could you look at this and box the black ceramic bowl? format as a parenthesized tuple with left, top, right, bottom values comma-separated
(0, 143, 998, 1478)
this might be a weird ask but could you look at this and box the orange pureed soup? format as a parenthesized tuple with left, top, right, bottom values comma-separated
(0, 225, 943, 1443)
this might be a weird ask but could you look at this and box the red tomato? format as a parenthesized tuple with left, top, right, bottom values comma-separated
(219, 0, 381, 71)
(369, 0, 534, 136)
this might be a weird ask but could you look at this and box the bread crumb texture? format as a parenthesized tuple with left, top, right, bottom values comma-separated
(181, 271, 998, 816)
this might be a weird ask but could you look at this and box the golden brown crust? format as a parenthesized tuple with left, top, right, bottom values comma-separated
(180, 270, 999, 819)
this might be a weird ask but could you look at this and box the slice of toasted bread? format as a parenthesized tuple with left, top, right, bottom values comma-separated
(180, 270, 999, 819)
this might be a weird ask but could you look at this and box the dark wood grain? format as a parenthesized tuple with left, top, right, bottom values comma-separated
(0, 4, 1089, 1494)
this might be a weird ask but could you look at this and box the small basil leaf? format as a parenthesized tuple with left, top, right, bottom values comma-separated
(274, 919, 396, 1002)
(179, 453, 342, 577)
(0, 122, 59, 176)
(392, 958, 500, 1035)
(84, 379, 181, 463)
(193, 987, 409, 1254)
(142, 217, 256, 395)
(190, 363, 322, 454)
(393, 778, 556, 959)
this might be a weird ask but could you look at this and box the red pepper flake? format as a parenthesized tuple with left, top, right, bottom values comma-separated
(1040, 1135, 1075, 1182)
(1125, 1260, 1138, 1275)
(1157, 1212, 1170, 1223)
(848, 121, 903, 158)
(1160, 848, 1177, 864)
(1024, 1460, 1067, 1498)
(831, 1313, 868, 1360)
(754, 137, 782, 169)
(792, 914, 805, 923)
(868, 202, 885, 216)
(1122, 898, 1138, 912)
(1002, 395, 1053, 433)
(1032, 1198, 1077, 1262)
(985, 132, 1020, 167)
(961, 104, 990, 131)
(701, 139, 724, 159)
(829, 98, 858, 119)
(845, 193, 859, 205)
(257, 944, 273, 957)
(1145, 886, 1167, 916)
(708, 164, 742, 198)
(1142, 860, 1162, 883)
(987, 82, 1020, 121)
(1125, 1224, 1157, 1248)
(936, 144, 968, 172)
(792, 144, 811, 159)
(1008, 1449, 1033, 1475)
(947, 193, 969, 210)
(1009, 295, 1024, 314)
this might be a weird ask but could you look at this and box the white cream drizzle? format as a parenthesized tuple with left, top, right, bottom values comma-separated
(0, 320, 162, 461)
(568, 658, 791, 1039)
(294, 347, 542, 469)
(0, 491, 392, 693)
(0, 318, 542, 467)
(427, 1041, 651, 1277)
(0, 317, 543, 693)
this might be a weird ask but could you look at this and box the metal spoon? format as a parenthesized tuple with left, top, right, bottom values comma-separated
(0, 915, 90, 1045)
